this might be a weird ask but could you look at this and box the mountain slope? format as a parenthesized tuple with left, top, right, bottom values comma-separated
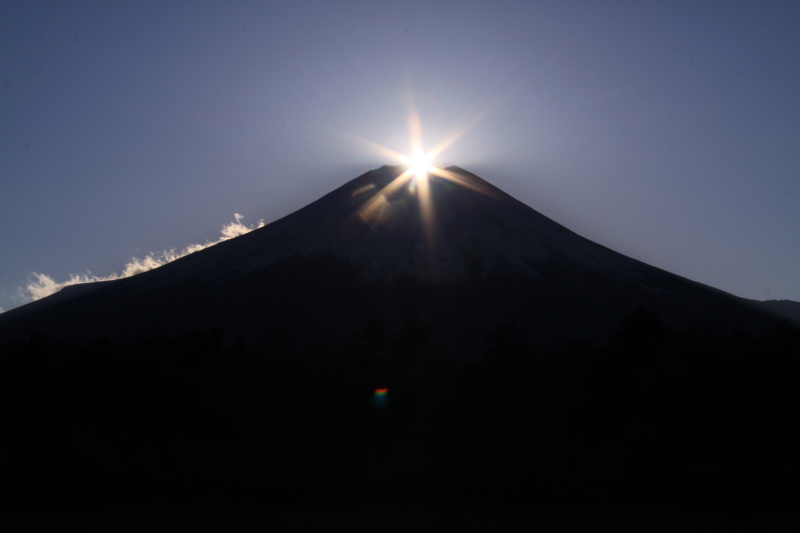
(0, 165, 781, 355)
(757, 299, 800, 324)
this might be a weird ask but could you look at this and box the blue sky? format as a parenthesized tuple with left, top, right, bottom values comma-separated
(1, 0, 799, 311)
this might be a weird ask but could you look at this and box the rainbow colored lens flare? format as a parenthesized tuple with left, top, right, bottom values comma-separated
(373, 388, 388, 409)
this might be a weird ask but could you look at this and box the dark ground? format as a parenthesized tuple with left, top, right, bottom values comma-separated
(4, 507, 800, 533)
(2, 310, 799, 531)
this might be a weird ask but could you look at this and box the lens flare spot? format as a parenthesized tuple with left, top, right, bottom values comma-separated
(374, 388, 388, 409)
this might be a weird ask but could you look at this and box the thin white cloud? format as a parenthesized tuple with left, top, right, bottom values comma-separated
(24, 214, 264, 303)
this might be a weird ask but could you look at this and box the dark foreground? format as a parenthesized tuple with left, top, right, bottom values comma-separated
(0, 509, 800, 533)
(2, 309, 799, 528)
(4, 507, 800, 533)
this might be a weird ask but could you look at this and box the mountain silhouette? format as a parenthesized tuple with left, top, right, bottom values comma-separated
(0, 165, 784, 354)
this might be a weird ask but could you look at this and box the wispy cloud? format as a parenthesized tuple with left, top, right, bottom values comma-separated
(23, 214, 264, 303)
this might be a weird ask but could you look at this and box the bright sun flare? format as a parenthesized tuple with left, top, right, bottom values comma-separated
(402, 149, 434, 180)
(351, 108, 497, 235)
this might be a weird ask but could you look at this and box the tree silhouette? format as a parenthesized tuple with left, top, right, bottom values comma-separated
(354, 317, 393, 356)
(391, 313, 442, 375)
(608, 306, 673, 363)
(483, 322, 535, 368)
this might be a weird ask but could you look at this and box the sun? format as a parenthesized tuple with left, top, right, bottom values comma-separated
(402, 149, 435, 180)
(350, 107, 497, 237)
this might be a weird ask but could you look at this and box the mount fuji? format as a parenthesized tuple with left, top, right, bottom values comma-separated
(0, 165, 784, 355)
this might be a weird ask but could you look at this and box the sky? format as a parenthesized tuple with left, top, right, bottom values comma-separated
(1, 0, 799, 312)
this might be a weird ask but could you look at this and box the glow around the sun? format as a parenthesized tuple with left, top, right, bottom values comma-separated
(352, 110, 497, 247)
(401, 149, 435, 181)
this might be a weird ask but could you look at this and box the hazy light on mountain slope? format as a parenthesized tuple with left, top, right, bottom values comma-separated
(24, 214, 264, 303)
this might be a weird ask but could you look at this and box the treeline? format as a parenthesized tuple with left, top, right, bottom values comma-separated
(0, 309, 799, 514)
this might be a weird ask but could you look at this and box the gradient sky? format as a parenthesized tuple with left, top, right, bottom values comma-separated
(1, 0, 799, 312)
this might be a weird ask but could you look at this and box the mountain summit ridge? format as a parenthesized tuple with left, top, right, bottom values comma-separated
(0, 166, 786, 353)
(119, 164, 683, 288)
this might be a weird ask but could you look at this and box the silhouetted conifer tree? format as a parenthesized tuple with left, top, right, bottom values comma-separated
(483, 322, 535, 368)
(391, 313, 442, 375)
(230, 334, 249, 360)
(608, 306, 671, 355)
(339, 317, 394, 387)
(355, 317, 392, 349)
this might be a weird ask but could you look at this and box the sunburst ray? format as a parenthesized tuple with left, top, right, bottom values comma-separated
(349, 103, 497, 236)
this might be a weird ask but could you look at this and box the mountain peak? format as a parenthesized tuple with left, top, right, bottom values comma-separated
(0, 166, 783, 353)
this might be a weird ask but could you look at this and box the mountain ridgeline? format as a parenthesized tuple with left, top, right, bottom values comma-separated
(0, 165, 789, 353)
